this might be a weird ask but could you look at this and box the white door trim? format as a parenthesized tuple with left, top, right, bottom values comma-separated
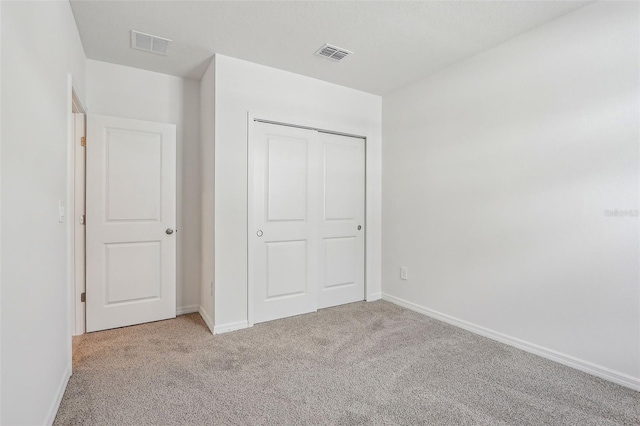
(72, 113, 86, 336)
(67, 75, 87, 375)
(247, 112, 368, 327)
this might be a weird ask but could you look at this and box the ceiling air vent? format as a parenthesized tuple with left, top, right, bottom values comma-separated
(131, 30, 171, 55)
(315, 43, 352, 62)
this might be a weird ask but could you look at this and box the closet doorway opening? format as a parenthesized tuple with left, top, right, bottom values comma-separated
(248, 119, 366, 325)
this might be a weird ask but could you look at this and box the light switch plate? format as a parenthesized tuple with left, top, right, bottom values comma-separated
(400, 266, 408, 280)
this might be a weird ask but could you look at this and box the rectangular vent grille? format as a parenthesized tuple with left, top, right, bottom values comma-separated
(131, 30, 171, 55)
(315, 44, 352, 62)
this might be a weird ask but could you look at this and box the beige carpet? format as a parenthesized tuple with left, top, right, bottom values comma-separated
(55, 301, 639, 425)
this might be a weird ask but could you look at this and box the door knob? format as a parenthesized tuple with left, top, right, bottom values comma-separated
(357, 225, 362, 231)
(257, 230, 263, 237)
(166, 228, 174, 235)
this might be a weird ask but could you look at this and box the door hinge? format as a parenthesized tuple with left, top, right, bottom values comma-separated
(79, 214, 85, 225)
(81, 136, 86, 147)
(81, 292, 86, 303)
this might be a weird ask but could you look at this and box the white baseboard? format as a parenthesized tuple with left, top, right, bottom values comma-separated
(366, 292, 382, 302)
(214, 320, 249, 334)
(46, 366, 71, 426)
(382, 293, 640, 392)
(198, 306, 215, 334)
(177, 304, 199, 315)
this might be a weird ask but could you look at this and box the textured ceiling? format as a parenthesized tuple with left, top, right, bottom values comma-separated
(70, 1, 590, 95)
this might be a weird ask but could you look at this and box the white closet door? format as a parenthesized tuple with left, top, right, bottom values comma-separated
(86, 114, 177, 332)
(251, 122, 321, 324)
(318, 132, 365, 309)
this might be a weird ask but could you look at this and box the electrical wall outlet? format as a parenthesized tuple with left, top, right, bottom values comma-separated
(400, 266, 408, 280)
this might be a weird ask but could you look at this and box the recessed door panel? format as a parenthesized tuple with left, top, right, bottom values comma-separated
(323, 237, 356, 289)
(105, 242, 161, 304)
(324, 143, 361, 220)
(266, 240, 307, 299)
(106, 129, 162, 222)
(268, 137, 308, 221)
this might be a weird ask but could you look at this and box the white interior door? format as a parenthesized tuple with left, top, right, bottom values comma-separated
(250, 121, 365, 324)
(318, 132, 365, 309)
(86, 114, 177, 332)
(251, 122, 321, 324)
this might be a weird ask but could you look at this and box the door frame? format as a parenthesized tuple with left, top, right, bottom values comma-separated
(71, 111, 86, 337)
(68, 108, 180, 337)
(67, 75, 87, 372)
(247, 112, 369, 327)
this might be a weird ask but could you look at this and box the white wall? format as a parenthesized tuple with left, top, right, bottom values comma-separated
(382, 1, 640, 389)
(0, 1, 3, 422)
(210, 55, 382, 331)
(86, 60, 201, 314)
(199, 58, 215, 331)
(1, 1, 87, 424)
